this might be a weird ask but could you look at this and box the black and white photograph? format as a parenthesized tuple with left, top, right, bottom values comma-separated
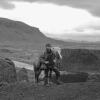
(0, 0, 100, 100)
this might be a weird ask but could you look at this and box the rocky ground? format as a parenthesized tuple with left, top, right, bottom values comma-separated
(0, 59, 99, 100)
(0, 81, 100, 100)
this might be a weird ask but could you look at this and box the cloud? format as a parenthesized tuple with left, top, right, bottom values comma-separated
(0, 0, 15, 9)
(50, 29, 100, 42)
(0, 0, 100, 16)
(0, 0, 35, 9)
(45, 17, 100, 41)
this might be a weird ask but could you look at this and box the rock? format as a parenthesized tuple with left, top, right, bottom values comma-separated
(88, 73, 100, 82)
(61, 49, 99, 71)
(17, 68, 29, 82)
(0, 57, 17, 84)
(52, 71, 89, 83)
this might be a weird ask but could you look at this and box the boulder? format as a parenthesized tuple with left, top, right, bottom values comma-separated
(88, 73, 100, 82)
(0, 57, 17, 83)
(17, 68, 29, 82)
(61, 49, 99, 71)
(52, 71, 89, 83)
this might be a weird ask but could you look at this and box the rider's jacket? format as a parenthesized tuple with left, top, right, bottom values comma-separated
(39, 49, 55, 66)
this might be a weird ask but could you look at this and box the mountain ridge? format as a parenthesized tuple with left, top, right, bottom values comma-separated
(0, 17, 100, 50)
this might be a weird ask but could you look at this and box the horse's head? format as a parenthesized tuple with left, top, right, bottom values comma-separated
(52, 46, 62, 59)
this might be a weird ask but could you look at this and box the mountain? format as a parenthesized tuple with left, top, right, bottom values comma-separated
(0, 18, 47, 42)
(0, 18, 54, 49)
(0, 18, 69, 50)
(0, 18, 100, 50)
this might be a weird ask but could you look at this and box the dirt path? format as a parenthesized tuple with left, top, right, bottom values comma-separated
(13, 60, 33, 70)
(13, 60, 69, 74)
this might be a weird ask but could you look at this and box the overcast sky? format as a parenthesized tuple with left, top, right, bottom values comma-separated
(0, 0, 100, 41)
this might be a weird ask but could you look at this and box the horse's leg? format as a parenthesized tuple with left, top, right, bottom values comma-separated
(34, 63, 38, 84)
(48, 68, 52, 84)
(34, 66, 37, 83)
(35, 70, 38, 83)
(34, 61, 42, 83)
(35, 69, 42, 83)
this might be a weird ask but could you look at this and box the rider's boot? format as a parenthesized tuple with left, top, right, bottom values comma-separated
(44, 77, 48, 86)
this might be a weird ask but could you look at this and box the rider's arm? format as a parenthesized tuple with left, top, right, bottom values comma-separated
(39, 52, 47, 63)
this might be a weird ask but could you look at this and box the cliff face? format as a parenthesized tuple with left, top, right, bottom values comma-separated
(61, 48, 100, 72)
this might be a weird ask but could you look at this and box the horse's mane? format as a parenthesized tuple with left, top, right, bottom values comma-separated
(52, 47, 62, 59)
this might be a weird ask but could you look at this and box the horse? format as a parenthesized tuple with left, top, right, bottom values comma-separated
(33, 47, 62, 84)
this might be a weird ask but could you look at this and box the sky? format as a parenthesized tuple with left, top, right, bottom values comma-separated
(0, 0, 100, 41)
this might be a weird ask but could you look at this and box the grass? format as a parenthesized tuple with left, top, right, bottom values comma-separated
(0, 81, 100, 100)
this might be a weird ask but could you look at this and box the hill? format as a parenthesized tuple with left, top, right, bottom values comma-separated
(0, 18, 67, 50)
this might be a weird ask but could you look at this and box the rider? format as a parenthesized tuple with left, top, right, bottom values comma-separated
(42, 43, 60, 85)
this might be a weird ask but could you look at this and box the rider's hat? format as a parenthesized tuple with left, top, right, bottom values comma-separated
(45, 43, 52, 47)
